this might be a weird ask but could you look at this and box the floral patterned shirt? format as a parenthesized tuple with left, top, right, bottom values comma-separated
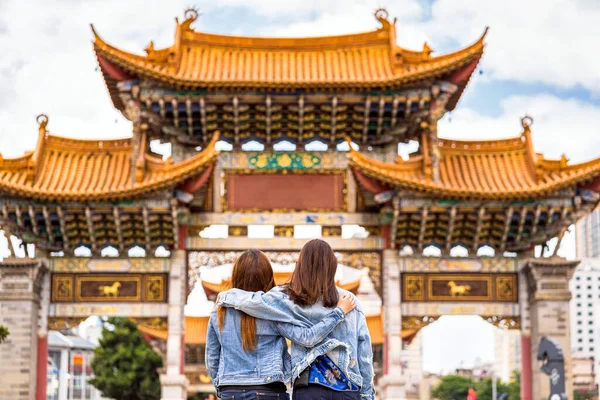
(308, 355, 359, 391)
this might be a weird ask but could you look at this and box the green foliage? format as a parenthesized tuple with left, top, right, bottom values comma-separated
(574, 389, 596, 400)
(506, 370, 521, 400)
(431, 375, 473, 400)
(432, 370, 521, 400)
(0, 325, 9, 343)
(89, 317, 163, 400)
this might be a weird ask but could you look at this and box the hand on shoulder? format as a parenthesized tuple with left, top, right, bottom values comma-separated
(337, 293, 357, 315)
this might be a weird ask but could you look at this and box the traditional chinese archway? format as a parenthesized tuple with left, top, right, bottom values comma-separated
(0, 8, 599, 400)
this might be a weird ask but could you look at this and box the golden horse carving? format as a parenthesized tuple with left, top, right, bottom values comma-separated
(98, 282, 121, 297)
(447, 281, 471, 297)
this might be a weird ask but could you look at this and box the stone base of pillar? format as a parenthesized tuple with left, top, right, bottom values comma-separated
(379, 373, 407, 400)
(160, 374, 189, 400)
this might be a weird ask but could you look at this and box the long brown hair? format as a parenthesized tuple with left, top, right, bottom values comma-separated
(217, 250, 275, 352)
(285, 239, 339, 307)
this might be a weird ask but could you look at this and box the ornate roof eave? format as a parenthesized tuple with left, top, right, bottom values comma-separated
(347, 133, 600, 201)
(91, 11, 486, 100)
(0, 118, 219, 202)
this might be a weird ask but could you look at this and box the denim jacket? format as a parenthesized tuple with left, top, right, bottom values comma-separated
(205, 303, 347, 388)
(218, 286, 375, 400)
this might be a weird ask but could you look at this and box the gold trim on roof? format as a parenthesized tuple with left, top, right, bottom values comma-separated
(348, 118, 600, 200)
(91, 9, 486, 90)
(0, 116, 219, 201)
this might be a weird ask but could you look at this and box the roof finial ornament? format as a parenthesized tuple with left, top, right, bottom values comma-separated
(521, 115, 533, 130)
(144, 40, 155, 55)
(36, 114, 49, 135)
(559, 154, 569, 169)
(184, 7, 200, 21)
(422, 42, 433, 59)
(180, 6, 201, 31)
(374, 8, 391, 28)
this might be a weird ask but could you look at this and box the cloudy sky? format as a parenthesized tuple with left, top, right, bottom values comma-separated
(1, 0, 598, 373)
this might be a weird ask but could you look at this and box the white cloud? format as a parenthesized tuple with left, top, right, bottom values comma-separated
(422, 0, 600, 92)
(421, 315, 496, 374)
(216, 0, 423, 21)
(254, 0, 600, 93)
(440, 94, 600, 163)
(259, 0, 425, 43)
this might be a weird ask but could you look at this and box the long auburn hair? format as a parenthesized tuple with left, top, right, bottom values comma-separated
(285, 239, 339, 307)
(217, 249, 275, 352)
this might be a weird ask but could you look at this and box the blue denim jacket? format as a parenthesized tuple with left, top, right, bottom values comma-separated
(205, 304, 346, 388)
(218, 286, 375, 400)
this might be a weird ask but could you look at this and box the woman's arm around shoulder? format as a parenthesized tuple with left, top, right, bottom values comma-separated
(205, 312, 221, 384)
(275, 293, 357, 347)
(218, 286, 309, 326)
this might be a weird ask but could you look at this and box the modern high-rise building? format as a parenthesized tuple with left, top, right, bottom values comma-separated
(494, 327, 521, 383)
(576, 210, 600, 258)
(569, 258, 600, 387)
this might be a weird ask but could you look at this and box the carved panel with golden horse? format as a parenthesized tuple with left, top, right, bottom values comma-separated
(50, 273, 168, 303)
(402, 273, 518, 303)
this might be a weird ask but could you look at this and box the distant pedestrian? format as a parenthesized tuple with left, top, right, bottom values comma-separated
(468, 387, 477, 400)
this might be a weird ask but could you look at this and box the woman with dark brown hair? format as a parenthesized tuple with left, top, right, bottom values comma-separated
(206, 249, 357, 399)
(219, 240, 375, 400)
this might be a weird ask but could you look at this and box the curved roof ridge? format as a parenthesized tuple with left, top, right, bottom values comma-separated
(394, 27, 487, 66)
(539, 153, 600, 173)
(0, 153, 33, 168)
(181, 26, 391, 50)
(43, 134, 132, 151)
(91, 24, 148, 62)
(437, 134, 528, 153)
(92, 9, 486, 93)
(0, 119, 219, 202)
(347, 127, 600, 199)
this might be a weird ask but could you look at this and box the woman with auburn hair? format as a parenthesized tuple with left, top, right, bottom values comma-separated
(218, 240, 375, 400)
(205, 249, 357, 399)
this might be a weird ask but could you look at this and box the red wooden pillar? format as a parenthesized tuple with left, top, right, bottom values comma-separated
(521, 334, 533, 400)
(180, 335, 186, 375)
(36, 335, 48, 400)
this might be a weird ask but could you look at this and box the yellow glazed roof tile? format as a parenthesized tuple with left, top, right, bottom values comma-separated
(92, 9, 485, 91)
(348, 118, 600, 200)
(0, 115, 218, 202)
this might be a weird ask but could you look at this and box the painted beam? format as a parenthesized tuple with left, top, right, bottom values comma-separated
(48, 302, 169, 317)
(185, 236, 384, 251)
(185, 212, 381, 226)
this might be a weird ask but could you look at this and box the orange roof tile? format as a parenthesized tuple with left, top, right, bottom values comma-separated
(0, 115, 218, 201)
(366, 312, 384, 345)
(92, 9, 485, 92)
(139, 316, 209, 345)
(348, 118, 600, 200)
(139, 313, 383, 345)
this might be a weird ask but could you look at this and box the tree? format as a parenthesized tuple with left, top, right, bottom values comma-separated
(0, 325, 9, 343)
(89, 317, 163, 400)
(431, 375, 473, 400)
(473, 378, 514, 400)
(506, 370, 521, 400)
(431, 372, 521, 400)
